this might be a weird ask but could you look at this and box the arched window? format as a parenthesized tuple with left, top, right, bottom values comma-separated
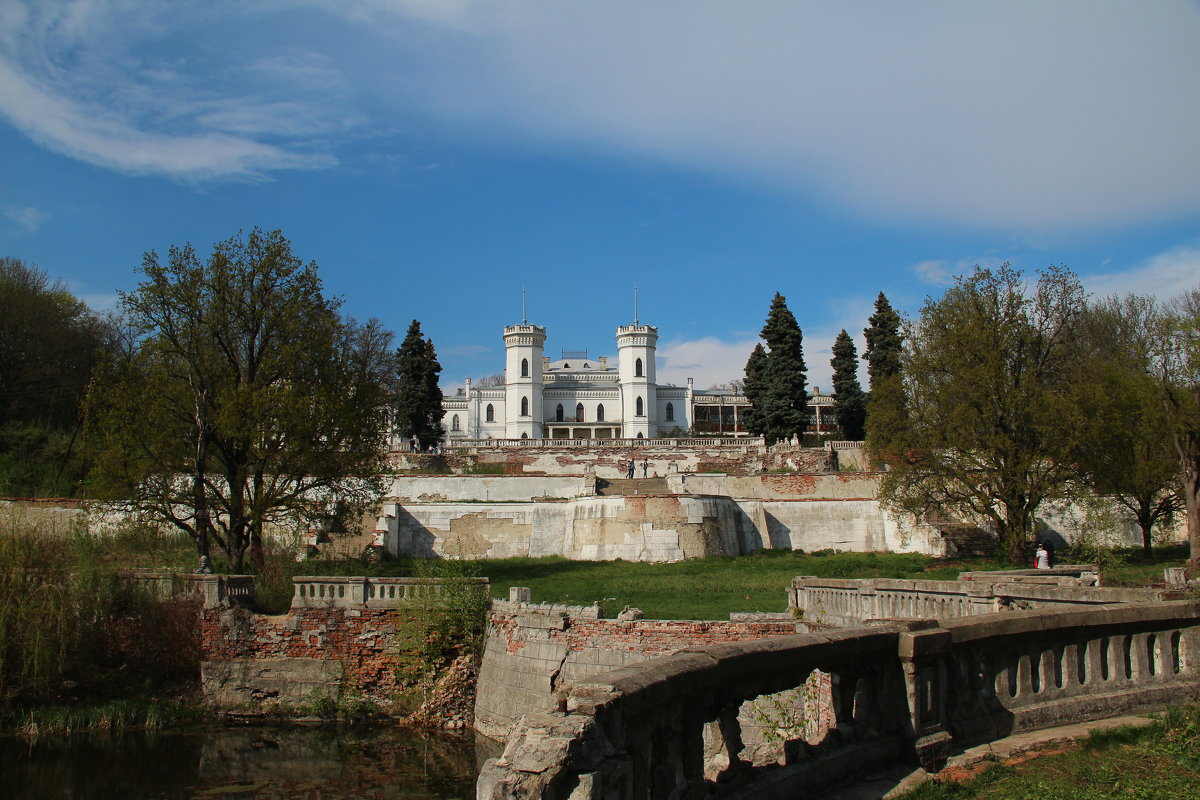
(485, 404, 495, 422)
(451, 414, 460, 431)
(521, 396, 529, 416)
(556, 403, 564, 422)
(596, 404, 605, 422)
(635, 358, 643, 378)
(521, 432, 528, 439)
(636, 396, 644, 416)
(576, 403, 584, 422)
(665, 402, 674, 422)
(521, 358, 529, 378)
(637, 432, 644, 439)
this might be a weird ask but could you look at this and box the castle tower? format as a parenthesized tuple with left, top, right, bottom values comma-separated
(616, 324, 657, 439)
(503, 324, 546, 439)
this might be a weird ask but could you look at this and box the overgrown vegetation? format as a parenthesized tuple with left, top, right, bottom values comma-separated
(0, 511, 201, 720)
(898, 704, 1200, 799)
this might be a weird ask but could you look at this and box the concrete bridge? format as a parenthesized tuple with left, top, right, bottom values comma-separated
(476, 576, 1200, 800)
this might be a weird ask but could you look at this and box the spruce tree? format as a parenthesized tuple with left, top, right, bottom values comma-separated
(752, 293, 809, 444)
(862, 292, 907, 456)
(741, 342, 768, 437)
(395, 320, 445, 449)
(862, 292, 903, 387)
(830, 330, 866, 440)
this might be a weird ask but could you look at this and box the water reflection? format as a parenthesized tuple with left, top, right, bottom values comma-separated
(3, 725, 489, 799)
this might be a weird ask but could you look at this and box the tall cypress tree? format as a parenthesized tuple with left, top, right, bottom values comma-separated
(395, 320, 445, 449)
(750, 293, 809, 445)
(830, 330, 866, 440)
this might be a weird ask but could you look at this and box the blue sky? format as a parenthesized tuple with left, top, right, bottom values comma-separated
(2, 1, 1199, 392)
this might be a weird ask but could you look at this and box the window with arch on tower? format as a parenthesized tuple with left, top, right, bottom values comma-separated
(636, 396, 644, 416)
(521, 358, 529, 377)
(635, 358, 643, 378)
(521, 396, 529, 416)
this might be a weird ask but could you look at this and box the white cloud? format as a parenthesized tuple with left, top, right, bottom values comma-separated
(910, 256, 1014, 286)
(4, 1, 1199, 229)
(2, 204, 48, 231)
(1084, 245, 1200, 300)
(657, 336, 758, 390)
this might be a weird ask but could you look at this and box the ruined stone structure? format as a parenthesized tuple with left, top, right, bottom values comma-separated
(475, 578, 1200, 800)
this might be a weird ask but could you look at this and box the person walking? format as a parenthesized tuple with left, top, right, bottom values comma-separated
(626, 459, 635, 479)
(642, 459, 649, 477)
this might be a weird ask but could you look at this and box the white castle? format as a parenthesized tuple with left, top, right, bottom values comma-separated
(439, 320, 835, 442)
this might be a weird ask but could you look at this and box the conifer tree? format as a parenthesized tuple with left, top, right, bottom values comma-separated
(830, 330, 866, 440)
(741, 342, 768, 437)
(745, 293, 809, 444)
(862, 292, 907, 456)
(395, 320, 445, 449)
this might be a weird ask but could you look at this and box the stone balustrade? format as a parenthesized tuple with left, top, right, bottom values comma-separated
(122, 571, 255, 609)
(448, 438, 764, 450)
(290, 575, 490, 609)
(476, 599, 1200, 800)
(788, 572, 1163, 628)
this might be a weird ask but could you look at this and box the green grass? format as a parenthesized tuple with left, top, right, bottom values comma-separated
(1092, 544, 1189, 586)
(897, 705, 1200, 800)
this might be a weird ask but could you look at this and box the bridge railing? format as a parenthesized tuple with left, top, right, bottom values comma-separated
(477, 600, 1200, 800)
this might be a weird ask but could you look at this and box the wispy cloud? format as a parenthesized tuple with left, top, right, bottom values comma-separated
(2, 204, 48, 232)
(910, 256, 1014, 286)
(1084, 245, 1200, 300)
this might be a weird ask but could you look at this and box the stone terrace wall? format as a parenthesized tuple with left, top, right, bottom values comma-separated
(392, 441, 832, 479)
(474, 595, 808, 740)
(200, 577, 488, 727)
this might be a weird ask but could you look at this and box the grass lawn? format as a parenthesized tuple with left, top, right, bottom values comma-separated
(898, 706, 1200, 800)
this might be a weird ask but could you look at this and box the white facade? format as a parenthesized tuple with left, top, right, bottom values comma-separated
(440, 320, 837, 442)
(443, 321, 705, 441)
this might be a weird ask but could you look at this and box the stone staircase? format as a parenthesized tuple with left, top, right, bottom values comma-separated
(596, 477, 670, 496)
(928, 516, 999, 558)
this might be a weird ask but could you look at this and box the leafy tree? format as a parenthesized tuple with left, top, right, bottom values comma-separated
(1153, 287, 1200, 568)
(744, 293, 809, 445)
(830, 330, 866, 440)
(862, 292, 906, 456)
(877, 265, 1085, 563)
(0, 257, 114, 496)
(1070, 295, 1181, 555)
(395, 320, 445, 449)
(86, 229, 395, 571)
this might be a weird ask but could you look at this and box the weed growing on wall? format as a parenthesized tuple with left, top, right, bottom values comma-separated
(390, 558, 489, 713)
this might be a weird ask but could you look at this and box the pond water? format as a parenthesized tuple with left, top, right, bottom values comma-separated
(2, 724, 494, 800)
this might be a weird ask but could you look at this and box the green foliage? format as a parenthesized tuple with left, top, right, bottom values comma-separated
(0, 258, 116, 497)
(744, 293, 809, 444)
(1153, 288, 1200, 565)
(0, 514, 201, 711)
(877, 265, 1085, 562)
(85, 228, 395, 573)
(395, 319, 446, 450)
(1070, 296, 1181, 555)
(830, 329, 866, 440)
